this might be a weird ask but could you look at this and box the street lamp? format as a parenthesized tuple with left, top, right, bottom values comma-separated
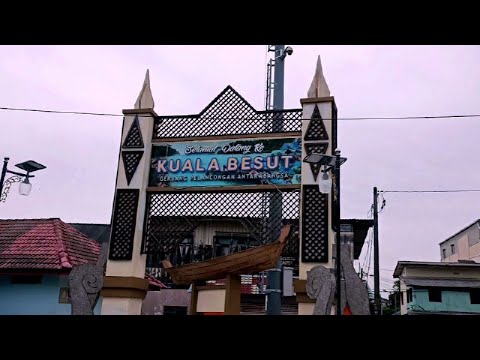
(318, 170, 333, 194)
(303, 149, 347, 315)
(0, 157, 46, 203)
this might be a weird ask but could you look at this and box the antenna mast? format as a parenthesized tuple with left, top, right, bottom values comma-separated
(264, 44, 293, 315)
(265, 45, 276, 111)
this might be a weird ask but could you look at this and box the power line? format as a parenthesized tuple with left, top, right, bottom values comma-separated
(380, 275, 395, 282)
(380, 276, 395, 281)
(0, 107, 122, 117)
(343, 114, 480, 121)
(1, 106, 480, 121)
(382, 190, 480, 193)
(360, 205, 374, 276)
(361, 228, 373, 275)
(380, 278, 396, 283)
(366, 230, 375, 277)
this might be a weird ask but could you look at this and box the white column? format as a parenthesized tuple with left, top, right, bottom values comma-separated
(296, 56, 338, 315)
(101, 71, 156, 315)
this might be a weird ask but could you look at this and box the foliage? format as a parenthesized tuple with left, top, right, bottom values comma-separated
(383, 280, 401, 315)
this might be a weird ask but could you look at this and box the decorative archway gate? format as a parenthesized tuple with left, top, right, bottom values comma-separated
(101, 58, 337, 315)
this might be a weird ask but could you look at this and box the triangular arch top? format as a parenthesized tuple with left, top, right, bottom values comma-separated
(198, 85, 257, 120)
(153, 85, 303, 139)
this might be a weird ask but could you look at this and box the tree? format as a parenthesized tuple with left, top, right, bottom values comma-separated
(383, 280, 400, 315)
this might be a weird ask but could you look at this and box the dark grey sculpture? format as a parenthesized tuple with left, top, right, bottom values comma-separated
(306, 265, 336, 315)
(337, 243, 370, 315)
(69, 242, 109, 315)
(306, 243, 370, 315)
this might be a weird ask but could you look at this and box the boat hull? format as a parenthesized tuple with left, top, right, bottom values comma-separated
(163, 225, 291, 285)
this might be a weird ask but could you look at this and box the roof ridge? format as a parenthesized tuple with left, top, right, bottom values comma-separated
(65, 224, 103, 244)
(68, 223, 111, 226)
(402, 278, 480, 283)
(0, 217, 61, 221)
(52, 219, 72, 269)
(438, 219, 480, 245)
(0, 218, 101, 271)
(62, 222, 101, 260)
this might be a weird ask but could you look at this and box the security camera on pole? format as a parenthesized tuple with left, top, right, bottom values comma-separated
(265, 45, 293, 315)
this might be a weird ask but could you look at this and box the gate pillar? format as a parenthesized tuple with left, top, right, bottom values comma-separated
(295, 56, 338, 315)
(100, 70, 156, 315)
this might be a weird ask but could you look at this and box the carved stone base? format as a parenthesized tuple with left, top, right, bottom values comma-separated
(294, 244, 370, 315)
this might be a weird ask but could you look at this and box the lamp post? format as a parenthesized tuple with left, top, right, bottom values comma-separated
(0, 157, 46, 203)
(303, 149, 347, 315)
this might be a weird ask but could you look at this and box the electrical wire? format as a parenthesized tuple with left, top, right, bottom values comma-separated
(367, 204, 373, 218)
(0, 107, 121, 117)
(380, 275, 395, 280)
(378, 192, 386, 213)
(361, 229, 373, 274)
(362, 244, 372, 278)
(1, 106, 480, 122)
(382, 189, 480, 193)
(360, 203, 375, 275)
(381, 278, 396, 284)
(361, 240, 369, 271)
(366, 230, 375, 276)
(381, 274, 395, 279)
(5, 104, 478, 283)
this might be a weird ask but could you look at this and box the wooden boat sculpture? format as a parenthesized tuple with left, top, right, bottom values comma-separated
(162, 225, 292, 285)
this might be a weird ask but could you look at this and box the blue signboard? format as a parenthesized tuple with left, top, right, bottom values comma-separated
(149, 137, 302, 188)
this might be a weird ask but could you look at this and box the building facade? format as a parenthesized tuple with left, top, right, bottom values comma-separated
(439, 219, 480, 263)
(0, 218, 102, 315)
(393, 261, 480, 315)
(0, 218, 165, 315)
(0, 274, 102, 315)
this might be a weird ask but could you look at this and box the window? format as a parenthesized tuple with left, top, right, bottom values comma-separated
(442, 249, 447, 258)
(451, 244, 455, 254)
(10, 275, 42, 284)
(470, 289, 480, 304)
(163, 306, 188, 316)
(428, 288, 442, 302)
(407, 288, 413, 303)
(146, 253, 162, 268)
(170, 237, 194, 266)
(146, 236, 194, 268)
(213, 232, 260, 257)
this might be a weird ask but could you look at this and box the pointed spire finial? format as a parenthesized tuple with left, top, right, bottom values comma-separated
(134, 69, 155, 109)
(307, 56, 331, 98)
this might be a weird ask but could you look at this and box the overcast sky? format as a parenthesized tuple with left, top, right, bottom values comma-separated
(1, 45, 479, 288)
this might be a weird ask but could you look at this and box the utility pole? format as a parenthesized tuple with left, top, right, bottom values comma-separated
(266, 45, 286, 315)
(335, 150, 342, 316)
(373, 187, 381, 315)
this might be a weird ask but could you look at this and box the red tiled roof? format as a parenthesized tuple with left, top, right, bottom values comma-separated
(0, 218, 100, 270)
